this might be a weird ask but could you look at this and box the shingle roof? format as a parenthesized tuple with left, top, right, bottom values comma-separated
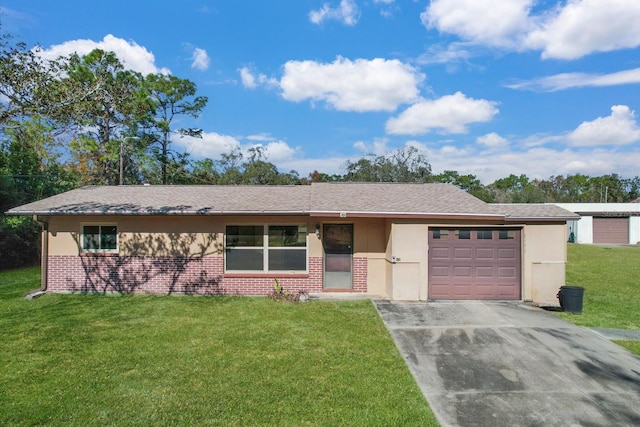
(491, 203, 580, 220)
(6, 183, 578, 221)
(310, 182, 491, 216)
(6, 185, 311, 215)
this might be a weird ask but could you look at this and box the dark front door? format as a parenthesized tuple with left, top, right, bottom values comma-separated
(323, 224, 353, 289)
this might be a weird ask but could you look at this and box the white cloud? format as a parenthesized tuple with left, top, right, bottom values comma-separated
(37, 34, 170, 75)
(271, 139, 639, 184)
(416, 42, 474, 66)
(567, 105, 640, 146)
(415, 105, 640, 181)
(506, 67, 640, 92)
(191, 48, 210, 71)
(246, 133, 274, 142)
(278, 156, 352, 176)
(353, 138, 390, 155)
(174, 132, 241, 159)
(525, 0, 640, 60)
(520, 133, 563, 148)
(239, 67, 278, 89)
(353, 141, 367, 152)
(175, 129, 640, 183)
(477, 132, 509, 149)
(385, 92, 498, 135)
(413, 105, 640, 182)
(416, 105, 640, 181)
(245, 140, 299, 163)
(373, 0, 396, 17)
(422, 0, 640, 60)
(280, 56, 423, 112)
(260, 141, 299, 162)
(309, 0, 360, 26)
(239, 67, 257, 89)
(406, 140, 639, 183)
(422, 0, 533, 49)
(173, 132, 299, 166)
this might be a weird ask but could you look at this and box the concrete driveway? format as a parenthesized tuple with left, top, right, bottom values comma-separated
(375, 301, 640, 427)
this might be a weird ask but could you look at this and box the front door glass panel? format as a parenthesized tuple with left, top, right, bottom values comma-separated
(323, 224, 353, 289)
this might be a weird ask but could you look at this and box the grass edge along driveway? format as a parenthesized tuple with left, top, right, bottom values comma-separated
(0, 267, 438, 426)
(560, 244, 640, 331)
(560, 244, 640, 356)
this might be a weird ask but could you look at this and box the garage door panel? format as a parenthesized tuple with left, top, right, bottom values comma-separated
(428, 228, 521, 300)
(475, 285, 496, 297)
(496, 285, 519, 298)
(431, 266, 450, 277)
(497, 248, 517, 260)
(476, 266, 494, 277)
(476, 248, 494, 259)
(453, 266, 472, 277)
(593, 217, 628, 244)
(497, 266, 517, 278)
(452, 285, 472, 297)
(454, 247, 472, 259)
(429, 284, 451, 299)
(430, 247, 451, 259)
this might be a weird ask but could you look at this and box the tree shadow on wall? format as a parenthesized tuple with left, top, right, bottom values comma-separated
(70, 232, 224, 295)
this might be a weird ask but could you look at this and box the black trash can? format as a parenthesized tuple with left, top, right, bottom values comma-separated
(557, 286, 584, 314)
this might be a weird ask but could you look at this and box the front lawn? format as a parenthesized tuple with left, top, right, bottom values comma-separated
(0, 268, 437, 426)
(561, 244, 640, 330)
(561, 244, 640, 356)
(615, 340, 640, 355)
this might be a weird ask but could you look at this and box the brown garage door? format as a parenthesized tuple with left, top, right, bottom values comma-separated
(428, 228, 521, 300)
(593, 217, 629, 244)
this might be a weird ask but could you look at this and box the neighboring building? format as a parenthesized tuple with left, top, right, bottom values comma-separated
(553, 203, 640, 245)
(7, 183, 577, 305)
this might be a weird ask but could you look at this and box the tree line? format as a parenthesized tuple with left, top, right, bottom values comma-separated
(1, 30, 639, 269)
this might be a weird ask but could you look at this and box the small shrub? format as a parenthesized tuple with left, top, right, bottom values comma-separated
(268, 278, 309, 302)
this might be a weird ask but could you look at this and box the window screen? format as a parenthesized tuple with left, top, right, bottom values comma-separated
(225, 225, 307, 272)
(82, 225, 118, 252)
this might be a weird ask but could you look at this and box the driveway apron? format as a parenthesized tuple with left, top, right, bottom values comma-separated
(375, 301, 640, 427)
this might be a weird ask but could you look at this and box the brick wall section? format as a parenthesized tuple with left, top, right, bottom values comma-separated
(352, 257, 368, 292)
(47, 255, 367, 295)
(48, 255, 225, 295)
(220, 257, 324, 295)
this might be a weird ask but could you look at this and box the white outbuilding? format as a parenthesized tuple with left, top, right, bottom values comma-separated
(553, 203, 640, 245)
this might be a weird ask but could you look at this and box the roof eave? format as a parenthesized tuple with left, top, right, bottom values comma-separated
(504, 216, 579, 222)
(5, 210, 47, 216)
(6, 210, 310, 216)
(310, 211, 506, 220)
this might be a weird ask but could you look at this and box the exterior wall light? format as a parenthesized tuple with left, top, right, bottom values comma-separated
(315, 224, 321, 238)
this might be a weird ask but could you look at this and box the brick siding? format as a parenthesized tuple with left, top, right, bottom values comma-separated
(47, 255, 367, 295)
(353, 257, 368, 292)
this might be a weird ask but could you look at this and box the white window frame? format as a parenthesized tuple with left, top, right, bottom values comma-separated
(81, 223, 119, 253)
(225, 224, 308, 273)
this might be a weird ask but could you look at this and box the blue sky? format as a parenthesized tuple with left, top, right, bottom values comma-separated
(2, 0, 640, 183)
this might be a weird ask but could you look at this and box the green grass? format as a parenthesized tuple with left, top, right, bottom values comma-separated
(559, 244, 640, 330)
(559, 244, 640, 356)
(614, 340, 640, 355)
(0, 268, 437, 426)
